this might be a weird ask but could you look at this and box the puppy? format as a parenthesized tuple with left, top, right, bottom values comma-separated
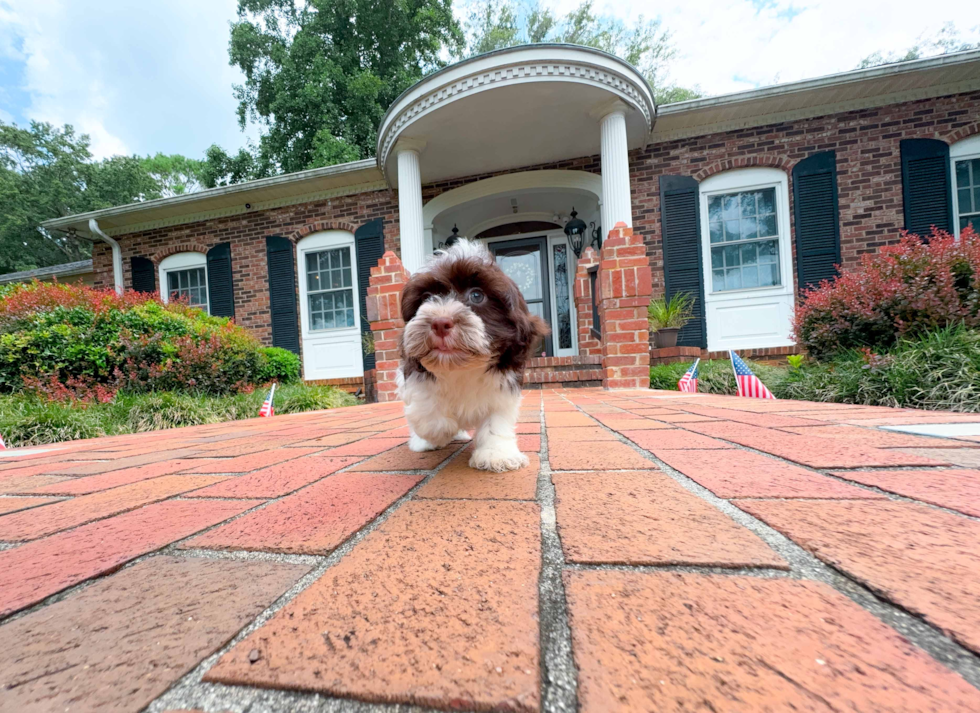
(397, 239, 549, 472)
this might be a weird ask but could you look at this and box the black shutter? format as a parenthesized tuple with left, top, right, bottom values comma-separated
(354, 218, 385, 371)
(206, 242, 235, 318)
(793, 151, 842, 291)
(265, 236, 300, 354)
(130, 256, 156, 293)
(660, 175, 706, 348)
(901, 138, 953, 238)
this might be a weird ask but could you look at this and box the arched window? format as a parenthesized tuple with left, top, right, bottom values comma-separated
(158, 252, 209, 312)
(951, 134, 980, 236)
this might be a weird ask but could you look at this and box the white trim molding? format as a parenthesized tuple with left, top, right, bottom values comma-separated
(377, 45, 656, 184)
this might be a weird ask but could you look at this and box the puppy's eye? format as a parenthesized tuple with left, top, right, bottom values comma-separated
(467, 289, 485, 305)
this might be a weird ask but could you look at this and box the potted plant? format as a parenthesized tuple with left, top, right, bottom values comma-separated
(648, 292, 694, 348)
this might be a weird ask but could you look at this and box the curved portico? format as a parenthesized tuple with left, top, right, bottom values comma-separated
(376, 44, 657, 273)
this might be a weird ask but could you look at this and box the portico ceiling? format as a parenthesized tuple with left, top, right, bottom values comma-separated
(377, 45, 657, 188)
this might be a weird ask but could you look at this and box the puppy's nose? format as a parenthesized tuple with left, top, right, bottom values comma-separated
(430, 317, 454, 338)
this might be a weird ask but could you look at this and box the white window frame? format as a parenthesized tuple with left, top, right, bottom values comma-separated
(699, 168, 794, 301)
(158, 252, 209, 312)
(951, 134, 980, 240)
(299, 235, 359, 334)
(698, 167, 795, 352)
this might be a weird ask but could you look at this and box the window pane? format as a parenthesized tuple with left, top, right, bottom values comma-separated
(709, 221, 723, 243)
(552, 244, 572, 350)
(711, 248, 723, 269)
(963, 216, 977, 232)
(741, 243, 758, 265)
(959, 188, 973, 214)
(724, 220, 740, 241)
(758, 213, 777, 237)
(975, 187, 980, 210)
(723, 195, 739, 220)
(166, 268, 208, 308)
(758, 188, 775, 215)
(956, 160, 970, 187)
(712, 268, 725, 291)
(708, 196, 723, 222)
(972, 158, 980, 178)
(742, 216, 758, 239)
(725, 267, 742, 290)
(723, 244, 740, 267)
(740, 192, 756, 218)
(742, 266, 759, 288)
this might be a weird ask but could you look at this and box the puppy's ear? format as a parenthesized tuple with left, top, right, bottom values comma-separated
(401, 274, 439, 322)
(500, 278, 550, 364)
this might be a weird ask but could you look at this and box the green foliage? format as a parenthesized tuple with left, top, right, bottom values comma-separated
(211, 0, 464, 180)
(778, 327, 980, 412)
(256, 347, 302, 383)
(463, 0, 703, 105)
(786, 354, 805, 370)
(858, 23, 979, 68)
(0, 383, 358, 448)
(647, 292, 694, 331)
(139, 153, 206, 196)
(650, 358, 788, 396)
(0, 121, 162, 273)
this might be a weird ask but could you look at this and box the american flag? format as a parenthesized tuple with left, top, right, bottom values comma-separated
(730, 351, 776, 400)
(677, 358, 700, 393)
(258, 382, 277, 418)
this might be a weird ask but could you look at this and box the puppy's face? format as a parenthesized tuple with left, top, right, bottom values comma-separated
(400, 239, 548, 375)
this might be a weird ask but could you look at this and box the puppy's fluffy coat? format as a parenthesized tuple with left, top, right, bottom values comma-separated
(397, 239, 548, 472)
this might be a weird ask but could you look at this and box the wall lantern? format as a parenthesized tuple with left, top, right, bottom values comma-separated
(437, 224, 461, 250)
(563, 208, 602, 259)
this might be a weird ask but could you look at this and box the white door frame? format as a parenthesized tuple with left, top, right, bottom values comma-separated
(296, 230, 364, 381)
(699, 167, 796, 352)
(482, 229, 579, 357)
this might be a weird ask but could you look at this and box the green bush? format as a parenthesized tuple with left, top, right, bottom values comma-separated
(650, 358, 788, 396)
(0, 382, 358, 447)
(778, 326, 980, 411)
(256, 347, 301, 383)
(0, 281, 270, 395)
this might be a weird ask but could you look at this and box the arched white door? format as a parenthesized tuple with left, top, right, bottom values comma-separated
(296, 231, 364, 381)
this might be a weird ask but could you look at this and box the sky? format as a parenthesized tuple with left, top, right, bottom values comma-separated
(1, 0, 978, 161)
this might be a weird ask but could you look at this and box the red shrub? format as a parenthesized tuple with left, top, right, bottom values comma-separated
(793, 227, 980, 360)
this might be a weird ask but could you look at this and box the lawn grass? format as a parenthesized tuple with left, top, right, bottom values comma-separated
(0, 383, 358, 448)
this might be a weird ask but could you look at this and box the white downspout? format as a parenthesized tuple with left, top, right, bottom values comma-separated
(88, 218, 123, 294)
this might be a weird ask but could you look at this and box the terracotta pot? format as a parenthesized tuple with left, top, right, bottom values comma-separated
(654, 328, 680, 348)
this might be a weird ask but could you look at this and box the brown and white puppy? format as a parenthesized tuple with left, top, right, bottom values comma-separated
(398, 239, 548, 471)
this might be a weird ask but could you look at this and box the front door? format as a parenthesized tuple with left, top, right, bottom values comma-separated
(490, 237, 554, 356)
(296, 231, 364, 381)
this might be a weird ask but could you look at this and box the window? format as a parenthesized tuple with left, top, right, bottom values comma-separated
(158, 252, 209, 312)
(306, 247, 354, 330)
(952, 135, 980, 238)
(707, 187, 781, 292)
(167, 267, 208, 308)
(954, 157, 980, 234)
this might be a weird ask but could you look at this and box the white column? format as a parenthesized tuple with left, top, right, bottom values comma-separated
(599, 103, 633, 232)
(396, 141, 425, 273)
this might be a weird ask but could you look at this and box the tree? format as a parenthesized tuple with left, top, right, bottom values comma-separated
(0, 121, 161, 274)
(140, 153, 207, 196)
(223, 0, 464, 177)
(858, 23, 979, 69)
(463, 0, 702, 105)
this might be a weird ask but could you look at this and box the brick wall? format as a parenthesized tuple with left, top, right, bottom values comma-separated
(90, 90, 980, 357)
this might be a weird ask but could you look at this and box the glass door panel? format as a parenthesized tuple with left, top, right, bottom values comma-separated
(490, 237, 553, 356)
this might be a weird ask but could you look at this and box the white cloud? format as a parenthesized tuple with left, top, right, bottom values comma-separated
(576, 0, 980, 96)
(3, 0, 256, 159)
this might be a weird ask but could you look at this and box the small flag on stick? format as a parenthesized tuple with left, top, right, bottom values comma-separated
(258, 382, 277, 418)
(730, 351, 776, 400)
(677, 358, 700, 393)
(0, 433, 6, 450)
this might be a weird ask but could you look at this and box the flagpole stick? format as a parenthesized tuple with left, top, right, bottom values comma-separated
(730, 350, 739, 396)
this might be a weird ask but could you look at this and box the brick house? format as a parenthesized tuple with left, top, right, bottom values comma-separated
(43, 46, 980, 395)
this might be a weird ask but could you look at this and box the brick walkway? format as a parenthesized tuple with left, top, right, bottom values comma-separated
(2, 389, 980, 712)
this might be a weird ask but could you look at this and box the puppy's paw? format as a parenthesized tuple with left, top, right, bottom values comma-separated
(453, 430, 473, 442)
(469, 446, 529, 472)
(408, 434, 439, 452)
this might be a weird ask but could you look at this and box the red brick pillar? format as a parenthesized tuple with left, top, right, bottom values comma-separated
(573, 246, 602, 356)
(365, 251, 410, 402)
(598, 223, 653, 390)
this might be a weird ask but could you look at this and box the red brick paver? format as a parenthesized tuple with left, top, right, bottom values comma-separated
(205, 501, 541, 711)
(566, 571, 980, 712)
(737, 499, 980, 654)
(0, 556, 308, 713)
(3, 388, 979, 712)
(657, 449, 885, 499)
(0, 499, 260, 616)
(182, 472, 422, 554)
(552, 470, 786, 568)
(830, 469, 980, 516)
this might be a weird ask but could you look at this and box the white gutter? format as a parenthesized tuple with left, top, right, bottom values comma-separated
(88, 218, 123, 294)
